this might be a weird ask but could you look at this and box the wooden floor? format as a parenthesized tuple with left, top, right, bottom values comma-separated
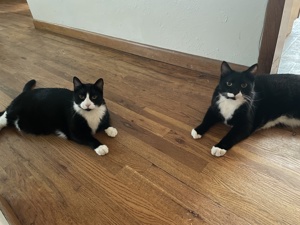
(1, 2, 300, 225)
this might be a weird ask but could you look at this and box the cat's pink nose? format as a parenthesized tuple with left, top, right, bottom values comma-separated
(86, 103, 91, 108)
(236, 92, 242, 97)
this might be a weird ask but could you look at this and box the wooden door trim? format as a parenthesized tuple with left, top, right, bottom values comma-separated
(258, 0, 286, 74)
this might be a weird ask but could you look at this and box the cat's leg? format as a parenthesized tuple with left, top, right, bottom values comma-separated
(55, 130, 68, 139)
(105, 127, 118, 137)
(94, 144, 109, 156)
(192, 107, 220, 139)
(71, 132, 109, 156)
(85, 135, 109, 156)
(86, 137, 109, 156)
(97, 113, 118, 137)
(211, 125, 252, 157)
(0, 111, 8, 131)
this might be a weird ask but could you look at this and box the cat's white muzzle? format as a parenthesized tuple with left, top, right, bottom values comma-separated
(227, 91, 243, 100)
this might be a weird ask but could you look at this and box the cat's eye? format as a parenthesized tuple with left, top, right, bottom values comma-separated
(91, 95, 98, 100)
(79, 95, 85, 99)
(241, 83, 248, 88)
(226, 82, 232, 87)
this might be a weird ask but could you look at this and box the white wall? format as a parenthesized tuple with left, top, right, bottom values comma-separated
(27, 0, 268, 66)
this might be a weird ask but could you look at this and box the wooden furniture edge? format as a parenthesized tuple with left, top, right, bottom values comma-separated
(33, 20, 247, 75)
(258, 0, 286, 74)
(0, 195, 22, 225)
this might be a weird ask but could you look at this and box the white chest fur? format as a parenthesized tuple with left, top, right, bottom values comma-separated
(73, 104, 107, 134)
(217, 94, 246, 122)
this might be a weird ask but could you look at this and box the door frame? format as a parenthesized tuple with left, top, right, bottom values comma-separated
(258, 0, 299, 74)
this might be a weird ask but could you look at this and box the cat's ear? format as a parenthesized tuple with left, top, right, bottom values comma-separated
(94, 78, 104, 90)
(73, 77, 83, 89)
(245, 64, 258, 74)
(221, 61, 232, 76)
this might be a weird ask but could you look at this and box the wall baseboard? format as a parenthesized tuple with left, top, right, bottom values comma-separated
(33, 20, 246, 75)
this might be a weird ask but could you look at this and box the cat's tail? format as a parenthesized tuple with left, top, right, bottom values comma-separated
(23, 80, 36, 92)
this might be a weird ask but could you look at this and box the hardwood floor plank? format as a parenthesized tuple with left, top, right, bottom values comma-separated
(111, 112, 208, 173)
(142, 165, 251, 225)
(116, 165, 209, 225)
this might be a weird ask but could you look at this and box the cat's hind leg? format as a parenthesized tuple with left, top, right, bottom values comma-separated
(55, 130, 68, 139)
(0, 111, 8, 131)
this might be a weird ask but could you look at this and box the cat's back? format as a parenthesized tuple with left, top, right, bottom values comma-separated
(9, 88, 73, 111)
(29, 88, 72, 102)
(17, 87, 71, 100)
(254, 74, 300, 95)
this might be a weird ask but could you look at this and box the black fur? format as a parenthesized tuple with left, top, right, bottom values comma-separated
(193, 61, 300, 155)
(22, 79, 36, 92)
(0, 77, 115, 154)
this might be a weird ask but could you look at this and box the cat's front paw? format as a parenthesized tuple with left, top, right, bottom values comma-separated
(211, 146, 227, 157)
(191, 129, 202, 139)
(94, 145, 109, 156)
(105, 127, 118, 137)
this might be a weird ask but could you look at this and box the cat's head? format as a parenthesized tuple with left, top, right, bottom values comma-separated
(73, 77, 105, 111)
(218, 61, 257, 100)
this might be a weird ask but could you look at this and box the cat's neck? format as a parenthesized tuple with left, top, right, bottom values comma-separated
(217, 94, 246, 122)
(73, 103, 107, 134)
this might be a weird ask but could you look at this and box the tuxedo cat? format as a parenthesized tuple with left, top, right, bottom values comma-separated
(192, 61, 300, 157)
(0, 77, 117, 155)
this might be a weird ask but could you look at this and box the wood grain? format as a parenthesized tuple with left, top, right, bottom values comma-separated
(0, 195, 22, 225)
(1, 1, 300, 225)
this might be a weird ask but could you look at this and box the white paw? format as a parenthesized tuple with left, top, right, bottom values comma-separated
(55, 130, 67, 139)
(94, 145, 109, 156)
(211, 146, 227, 157)
(191, 129, 202, 139)
(105, 127, 118, 137)
(0, 111, 8, 130)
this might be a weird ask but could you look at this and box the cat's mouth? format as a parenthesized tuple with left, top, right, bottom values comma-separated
(224, 92, 243, 100)
(224, 93, 236, 100)
(226, 96, 236, 100)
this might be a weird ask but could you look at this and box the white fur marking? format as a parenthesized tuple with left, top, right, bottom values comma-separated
(80, 94, 95, 110)
(217, 93, 246, 122)
(73, 103, 107, 134)
(94, 145, 109, 156)
(14, 119, 21, 132)
(191, 129, 202, 139)
(105, 127, 118, 137)
(227, 93, 234, 98)
(55, 130, 67, 139)
(0, 111, 7, 130)
(211, 146, 227, 157)
(262, 116, 300, 129)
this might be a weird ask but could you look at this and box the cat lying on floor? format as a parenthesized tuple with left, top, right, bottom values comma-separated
(0, 77, 117, 155)
(192, 61, 300, 157)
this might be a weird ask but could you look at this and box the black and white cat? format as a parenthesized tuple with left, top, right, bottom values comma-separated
(0, 77, 117, 155)
(192, 61, 300, 157)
